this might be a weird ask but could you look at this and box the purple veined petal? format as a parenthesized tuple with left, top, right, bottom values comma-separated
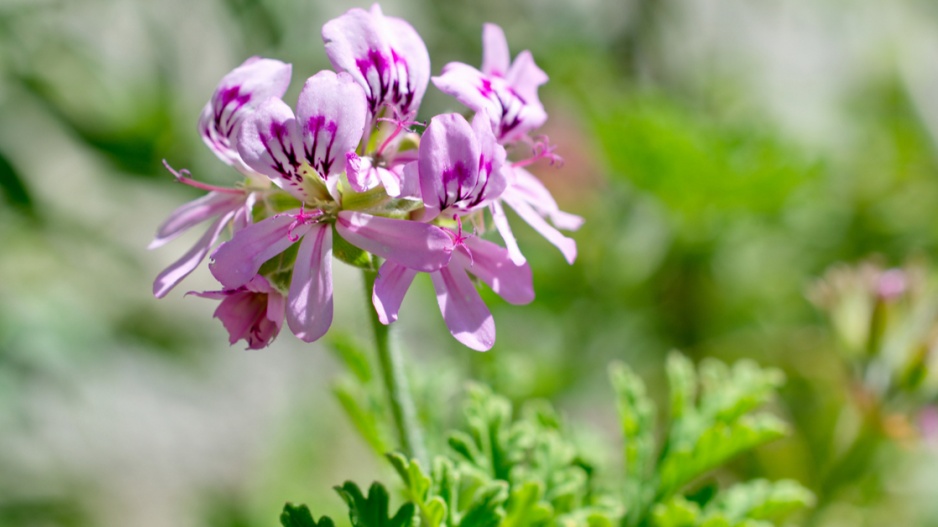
(322, 4, 430, 118)
(418, 113, 480, 212)
(336, 211, 453, 272)
(149, 191, 245, 249)
(432, 63, 492, 120)
(509, 167, 584, 231)
(430, 265, 495, 351)
(490, 200, 526, 265)
(481, 23, 510, 77)
(198, 58, 292, 171)
(287, 223, 334, 343)
(470, 112, 508, 205)
(372, 260, 418, 324)
(296, 71, 368, 180)
(455, 236, 534, 305)
(153, 209, 237, 298)
(209, 212, 310, 289)
(237, 97, 310, 201)
(505, 51, 548, 106)
(502, 193, 577, 264)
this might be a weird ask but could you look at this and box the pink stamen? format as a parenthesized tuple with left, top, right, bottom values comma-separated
(451, 214, 475, 267)
(163, 160, 243, 194)
(286, 206, 324, 242)
(375, 105, 425, 156)
(511, 136, 564, 168)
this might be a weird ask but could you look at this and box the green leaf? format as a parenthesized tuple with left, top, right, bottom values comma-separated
(333, 380, 391, 456)
(651, 497, 702, 527)
(332, 224, 374, 269)
(705, 480, 814, 523)
(609, 362, 657, 523)
(387, 453, 447, 527)
(501, 481, 552, 527)
(334, 481, 416, 527)
(458, 481, 508, 527)
(0, 149, 35, 217)
(280, 503, 336, 527)
(328, 334, 373, 383)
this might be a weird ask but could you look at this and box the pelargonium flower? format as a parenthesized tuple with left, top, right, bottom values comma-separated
(190, 275, 285, 349)
(373, 112, 532, 350)
(323, 4, 430, 122)
(211, 69, 453, 342)
(150, 57, 290, 297)
(432, 23, 547, 144)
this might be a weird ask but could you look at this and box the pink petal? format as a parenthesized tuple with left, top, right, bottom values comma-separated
(431, 63, 492, 122)
(490, 200, 526, 265)
(153, 210, 236, 298)
(296, 70, 368, 180)
(209, 212, 308, 289)
(335, 211, 453, 272)
(419, 113, 480, 212)
(287, 223, 334, 342)
(505, 51, 548, 105)
(372, 261, 418, 324)
(457, 237, 534, 305)
(470, 112, 508, 204)
(509, 167, 583, 231)
(149, 191, 245, 249)
(481, 23, 510, 77)
(346, 152, 380, 192)
(322, 5, 430, 117)
(198, 57, 292, 172)
(502, 193, 577, 264)
(237, 98, 312, 201)
(430, 265, 495, 351)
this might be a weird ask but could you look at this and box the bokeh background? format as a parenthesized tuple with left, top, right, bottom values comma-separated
(2, 0, 938, 525)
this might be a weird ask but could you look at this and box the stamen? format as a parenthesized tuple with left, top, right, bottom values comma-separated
(451, 214, 475, 267)
(375, 105, 425, 156)
(511, 137, 564, 168)
(163, 160, 243, 194)
(286, 206, 324, 242)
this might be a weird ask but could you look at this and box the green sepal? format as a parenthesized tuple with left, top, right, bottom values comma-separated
(258, 241, 299, 291)
(342, 186, 392, 212)
(280, 503, 336, 527)
(334, 481, 416, 527)
(332, 224, 374, 270)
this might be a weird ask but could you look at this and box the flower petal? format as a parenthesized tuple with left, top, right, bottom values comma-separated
(336, 211, 453, 272)
(295, 70, 367, 180)
(287, 223, 334, 342)
(509, 167, 583, 231)
(209, 212, 307, 289)
(458, 236, 534, 305)
(149, 191, 245, 249)
(237, 98, 312, 201)
(198, 57, 292, 172)
(481, 23, 510, 77)
(430, 265, 495, 351)
(153, 210, 236, 298)
(505, 51, 548, 106)
(322, 4, 430, 118)
(419, 113, 480, 212)
(502, 193, 577, 264)
(372, 261, 418, 324)
(490, 200, 526, 265)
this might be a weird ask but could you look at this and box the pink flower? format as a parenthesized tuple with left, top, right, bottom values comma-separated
(149, 162, 255, 298)
(323, 4, 430, 121)
(432, 24, 548, 144)
(190, 275, 285, 350)
(198, 57, 292, 175)
(373, 235, 533, 351)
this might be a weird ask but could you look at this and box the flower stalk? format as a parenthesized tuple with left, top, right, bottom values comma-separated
(363, 266, 427, 465)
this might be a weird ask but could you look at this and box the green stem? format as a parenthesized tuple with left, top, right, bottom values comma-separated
(363, 268, 428, 465)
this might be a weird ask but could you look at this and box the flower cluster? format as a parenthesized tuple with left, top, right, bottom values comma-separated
(151, 5, 581, 351)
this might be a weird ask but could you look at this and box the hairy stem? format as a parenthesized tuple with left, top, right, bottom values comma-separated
(363, 268, 428, 465)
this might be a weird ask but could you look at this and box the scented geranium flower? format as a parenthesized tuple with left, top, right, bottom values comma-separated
(373, 112, 532, 350)
(212, 70, 453, 342)
(323, 4, 430, 122)
(190, 275, 285, 350)
(149, 162, 259, 298)
(433, 23, 547, 144)
(198, 57, 292, 175)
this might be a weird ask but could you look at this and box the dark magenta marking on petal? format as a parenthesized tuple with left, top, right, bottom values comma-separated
(302, 115, 339, 179)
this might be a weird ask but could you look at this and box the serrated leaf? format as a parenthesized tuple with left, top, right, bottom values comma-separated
(332, 224, 374, 269)
(651, 497, 701, 527)
(335, 481, 416, 527)
(609, 362, 657, 524)
(387, 453, 447, 527)
(502, 481, 552, 527)
(458, 482, 508, 527)
(280, 503, 336, 527)
(705, 480, 814, 523)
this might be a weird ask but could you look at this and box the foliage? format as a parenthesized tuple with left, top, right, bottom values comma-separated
(286, 353, 813, 527)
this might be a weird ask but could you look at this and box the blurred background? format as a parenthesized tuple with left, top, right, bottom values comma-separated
(2, 0, 938, 525)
